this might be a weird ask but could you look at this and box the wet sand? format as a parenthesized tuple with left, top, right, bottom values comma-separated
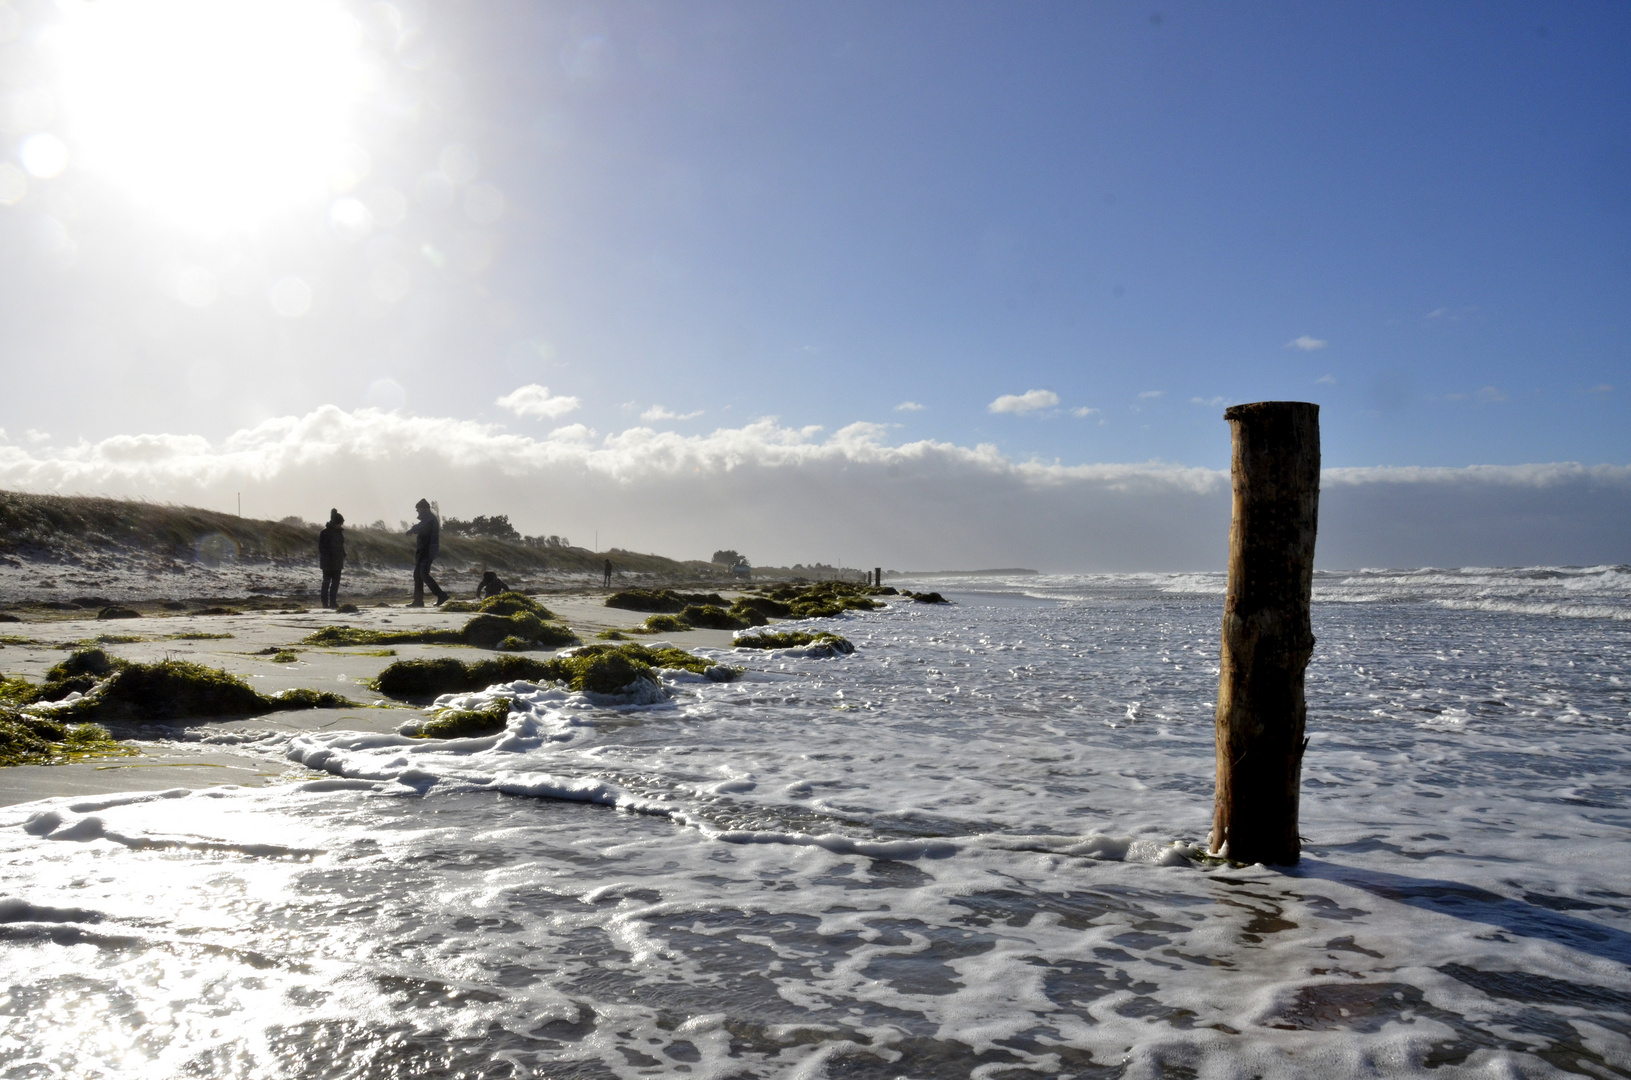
(0, 592, 746, 807)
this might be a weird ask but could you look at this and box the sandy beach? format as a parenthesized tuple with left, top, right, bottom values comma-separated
(0, 589, 747, 805)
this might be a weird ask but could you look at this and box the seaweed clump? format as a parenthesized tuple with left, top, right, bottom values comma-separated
(733, 631, 855, 655)
(305, 609, 577, 651)
(413, 702, 511, 739)
(373, 642, 736, 700)
(0, 711, 133, 766)
(605, 589, 727, 614)
(754, 582, 884, 618)
(97, 606, 141, 620)
(7, 648, 359, 727)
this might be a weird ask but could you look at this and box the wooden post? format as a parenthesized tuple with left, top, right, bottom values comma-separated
(1209, 401, 1320, 865)
(874, 567, 882, 587)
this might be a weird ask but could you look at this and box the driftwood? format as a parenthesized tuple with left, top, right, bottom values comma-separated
(1209, 402, 1320, 865)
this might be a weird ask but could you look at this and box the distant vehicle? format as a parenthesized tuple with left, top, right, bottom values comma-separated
(731, 561, 752, 580)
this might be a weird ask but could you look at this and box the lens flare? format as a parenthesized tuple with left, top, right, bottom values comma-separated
(43, 0, 370, 232)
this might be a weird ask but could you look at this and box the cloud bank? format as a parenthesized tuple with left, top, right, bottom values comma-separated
(2, 407, 1627, 571)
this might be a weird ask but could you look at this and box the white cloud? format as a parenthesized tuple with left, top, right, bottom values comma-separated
(1476, 386, 1508, 404)
(1137, 390, 1164, 401)
(1286, 335, 1328, 351)
(2, 406, 1627, 571)
(1589, 384, 1613, 397)
(894, 401, 926, 412)
(1189, 396, 1225, 407)
(988, 389, 1059, 415)
(1070, 407, 1099, 418)
(640, 405, 704, 422)
(1316, 374, 1337, 385)
(496, 384, 581, 420)
(25, 429, 50, 444)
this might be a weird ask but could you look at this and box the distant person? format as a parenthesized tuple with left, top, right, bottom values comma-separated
(477, 570, 510, 598)
(317, 509, 345, 608)
(407, 498, 448, 607)
(603, 558, 613, 588)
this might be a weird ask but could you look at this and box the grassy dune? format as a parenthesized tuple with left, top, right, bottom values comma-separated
(0, 490, 710, 579)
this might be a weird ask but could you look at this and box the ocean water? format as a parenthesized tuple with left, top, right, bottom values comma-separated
(2, 567, 1629, 1078)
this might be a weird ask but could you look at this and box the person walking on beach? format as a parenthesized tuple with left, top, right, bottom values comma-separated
(407, 498, 449, 607)
(602, 558, 613, 588)
(318, 509, 345, 608)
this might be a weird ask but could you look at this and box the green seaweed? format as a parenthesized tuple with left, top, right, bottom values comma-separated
(269, 688, 357, 709)
(642, 613, 690, 633)
(20, 648, 358, 725)
(477, 592, 555, 619)
(373, 654, 555, 698)
(733, 631, 855, 654)
(303, 611, 577, 651)
(753, 581, 884, 619)
(95, 634, 144, 644)
(680, 604, 754, 631)
(414, 702, 511, 739)
(0, 677, 41, 707)
(96, 606, 141, 620)
(605, 589, 728, 614)
(0, 712, 135, 766)
(596, 629, 629, 641)
(372, 642, 734, 700)
(166, 631, 235, 640)
(269, 650, 300, 663)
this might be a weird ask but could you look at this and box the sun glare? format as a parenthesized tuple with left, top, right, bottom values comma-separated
(43, 0, 372, 232)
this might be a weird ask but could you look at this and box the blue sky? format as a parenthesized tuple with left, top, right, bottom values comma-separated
(458, 0, 1631, 467)
(0, 1, 1627, 567)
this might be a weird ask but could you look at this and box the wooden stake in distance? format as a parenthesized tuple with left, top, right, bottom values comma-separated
(1209, 401, 1320, 865)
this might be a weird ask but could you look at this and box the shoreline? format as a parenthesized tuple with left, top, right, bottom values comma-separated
(0, 589, 756, 807)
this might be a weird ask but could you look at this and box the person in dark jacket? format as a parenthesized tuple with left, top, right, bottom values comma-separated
(407, 498, 448, 607)
(318, 509, 345, 608)
(602, 558, 613, 588)
(476, 570, 510, 598)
